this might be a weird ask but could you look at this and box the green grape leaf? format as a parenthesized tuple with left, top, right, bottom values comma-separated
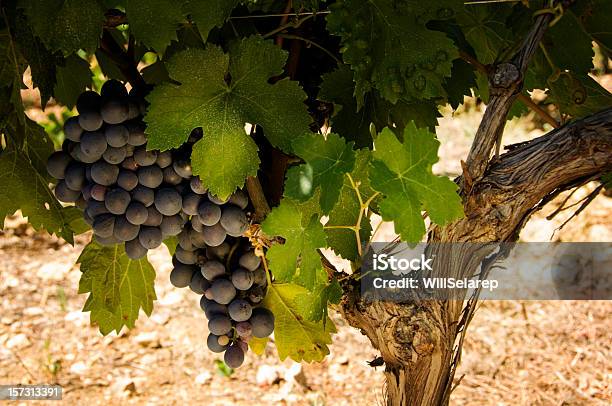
(319, 66, 439, 148)
(261, 198, 326, 290)
(545, 11, 594, 75)
(327, 0, 459, 106)
(54, 54, 92, 109)
(326, 149, 375, 261)
(263, 282, 336, 362)
(285, 133, 356, 213)
(126, 0, 185, 53)
(19, 0, 105, 55)
(185, 0, 241, 40)
(0, 149, 75, 243)
(249, 337, 269, 355)
(78, 241, 157, 335)
(145, 36, 310, 198)
(296, 278, 342, 322)
(548, 73, 612, 119)
(369, 124, 463, 243)
(444, 58, 477, 109)
(573, 0, 612, 52)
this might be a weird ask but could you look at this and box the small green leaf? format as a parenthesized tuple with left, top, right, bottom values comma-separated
(184, 0, 241, 40)
(263, 282, 336, 362)
(126, 0, 185, 53)
(145, 36, 310, 198)
(249, 337, 268, 355)
(546, 11, 594, 75)
(19, 0, 105, 55)
(369, 124, 463, 242)
(285, 133, 356, 213)
(78, 241, 157, 335)
(261, 199, 327, 290)
(54, 54, 92, 109)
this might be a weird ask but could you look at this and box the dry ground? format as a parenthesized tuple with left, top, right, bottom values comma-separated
(1, 106, 611, 405)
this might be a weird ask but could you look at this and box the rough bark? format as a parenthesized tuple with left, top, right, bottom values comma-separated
(341, 108, 612, 406)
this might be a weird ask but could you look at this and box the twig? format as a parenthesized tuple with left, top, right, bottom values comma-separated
(262, 14, 316, 39)
(99, 29, 147, 91)
(278, 34, 341, 64)
(551, 184, 604, 237)
(230, 11, 330, 19)
(246, 176, 271, 222)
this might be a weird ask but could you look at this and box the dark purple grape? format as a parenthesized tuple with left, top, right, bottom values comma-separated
(235, 321, 252, 338)
(126, 122, 147, 146)
(101, 99, 129, 124)
(125, 238, 147, 259)
(190, 176, 207, 194)
(134, 147, 158, 166)
(190, 215, 204, 233)
(170, 263, 195, 288)
(63, 116, 83, 142)
(250, 308, 275, 338)
(91, 161, 119, 186)
(197, 201, 221, 226)
(201, 260, 225, 281)
(229, 190, 248, 210)
(54, 180, 80, 202)
(86, 200, 109, 218)
(231, 268, 254, 291)
(105, 124, 129, 147)
(208, 191, 229, 205)
(137, 165, 163, 188)
(160, 214, 184, 236)
(143, 206, 163, 226)
(182, 193, 201, 216)
(122, 157, 138, 171)
(220, 205, 248, 236)
(224, 345, 245, 368)
(76, 91, 101, 113)
(93, 214, 115, 238)
(156, 150, 172, 168)
(117, 170, 138, 191)
(162, 166, 182, 185)
(252, 267, 267, 286)
(82, 184, 92, 200)
(189, 271, 208, 295)
(154, 188, 182, 216)
(103, 146, 127, 164)
(189, 227, 207, 247)
(105, 188, 131, 215)
(248, 286, 266, 304)
(207, 334, 228, 353)
(239, 251, 261, 271)
(47, 151, 72, 180)
(209, 278, 236, 304)
(206, 242, 230, 260)
(177, 229, 193, 251)
(228, 299, 252, 322)
(113, 215, 140, 241)
(131, 185, 154, 207)
(126, 201, 148, 225)
(175, 246, 196, 264)
(202, 223, 226, 247)
(101, 79, 128, 99)
(200, 298, 228, 318)
(138, 226, 162, 249)
(90, 184, 107, 201)
(80, 131, 107, 157)
(173, 160, 192, 178)
(78, 111, 103, 131)
(208, 315, 232, 335)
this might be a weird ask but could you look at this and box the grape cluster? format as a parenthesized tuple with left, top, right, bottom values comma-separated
(170, 217, 274, 368)
(47, 80, 274, 369)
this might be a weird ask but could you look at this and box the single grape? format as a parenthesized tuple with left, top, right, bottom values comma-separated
(190, 215, 204, 233)
(126, 122, 147, 146)
(162, 166, 182, 185)
(207, 334, 228, 353)
(76, 91, 101, 113)
(173, 160, 192, 178)
(180, 193, 200, 216)
(137, 165, 163, 189)
(54, 180, 80, 202)
(231, 268, 254, 291)
(170, 263, 196, 288)
(228, 190, 249, 210)
(202, 223, 227, 247)
(195, 250, 208, 267)
(236, 339, 248, 353)
(113, 215, 140, 242)
(125, 144, 135, 157)
(189, 226, 207, 247)
(125, 238, 147, 259)
(251, 267, 267, 286)
(200, 297, 228, 318)
(101, 79, 128, 99)
(122, 157, 138, 171)
(138, 226, 162, 249)
(64, 162, 86, 191)
(90, 184, 107, 201)
(101, 99, 129, 124)
(217, 335, 230, 346)
(63, 116, 83, 142)
(80, 131, 107, 157)
(126, 201, 148, 225)
(103, 146, 127, 164)
(117, 170, 138, 191)
(105, 124, 129, 147)
(154, 150, 171, 168)
(177, 229, 194, 251)
(250, 308, 275, 338)
(207, 191, 229, 205)
(224, 345, 245, 368)
(154, 188, 182, 216)
(189, 177, 207, 194)
(105, 188, 131, 215)
(131, 185, 155, 207)
(83, 210, 94, 226)
(228, 299, 252, 322)
(134, 147, 158, 166)
(78, 111, 103, 131)
(201, 260, 225, 281)
(82, 184, 92, 201)
(208, 315, 232, 335)
(248, 286, 266, 304)
(197, 201, 221, 226)
(143, 206, 163, 226)
(127, 100, 140, 120)
(220, 205, 248, 236)
(235, 321, 252, 338)
(86, 200, 109, 218)
(238, 251, 261, 272)
(189, 271, 207, 295)
(46, 151, 72, 179)
(206, 242, 230, 260)
(91, 161, 119, 186)
(175, 246, 196, 264)
(160, 214, 185, 236)
(209, 278, 236, 305)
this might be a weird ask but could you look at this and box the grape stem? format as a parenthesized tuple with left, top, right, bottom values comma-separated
(99, 29, 147, 91)
(246, 176, 270, 222)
